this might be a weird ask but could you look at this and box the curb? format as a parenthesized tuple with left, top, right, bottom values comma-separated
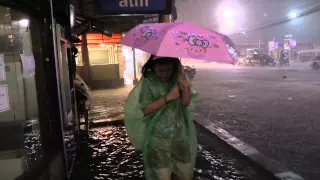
(193, 112, 305, 180)
(90, 118, 124, 127)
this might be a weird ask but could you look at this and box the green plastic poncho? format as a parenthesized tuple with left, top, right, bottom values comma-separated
(124, 73, 199, 180)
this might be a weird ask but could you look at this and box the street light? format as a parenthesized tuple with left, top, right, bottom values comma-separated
(289, 11, 297, 19)
(227, 20, 235, 27)
(223, 8, 234, 19)
(216, 1, 245, 34)
(19, 19, 29, 28)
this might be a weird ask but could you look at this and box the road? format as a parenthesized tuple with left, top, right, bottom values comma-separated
(191, 62, 320, 180)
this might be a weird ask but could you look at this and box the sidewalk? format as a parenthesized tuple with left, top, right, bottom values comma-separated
(70, 86, 273, 180)
(70, 122, 270, 180)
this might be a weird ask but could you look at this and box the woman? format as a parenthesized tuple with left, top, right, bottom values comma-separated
(124, 55, 198, 180)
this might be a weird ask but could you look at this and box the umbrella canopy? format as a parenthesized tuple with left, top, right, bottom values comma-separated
(120, 22, 238, 64)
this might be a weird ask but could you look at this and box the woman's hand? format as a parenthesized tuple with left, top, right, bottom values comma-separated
(166, 85, 180, 101)
(179, 77, 190, 89)
(178, 65, 192, 107)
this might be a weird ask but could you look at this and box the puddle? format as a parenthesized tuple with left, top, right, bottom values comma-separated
(70, 125, 271, 180)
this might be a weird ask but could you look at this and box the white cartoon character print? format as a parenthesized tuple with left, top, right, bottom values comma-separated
(133, 25, 159, 47)
(172, 30, 220, 59)
(186, 36, 210, 58)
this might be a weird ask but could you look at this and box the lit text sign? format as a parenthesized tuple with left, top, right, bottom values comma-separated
(70, 4, 75, 28)
(285, 34, 293, 38)
(97, 0, 170, 14)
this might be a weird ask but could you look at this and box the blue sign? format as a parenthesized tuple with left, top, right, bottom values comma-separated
(98, 0, 170, 14)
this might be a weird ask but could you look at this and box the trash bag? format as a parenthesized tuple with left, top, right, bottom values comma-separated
(124, 73, 199, 179)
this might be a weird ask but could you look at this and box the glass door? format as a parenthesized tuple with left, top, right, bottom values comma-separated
(55, 23, 77, 177)
(0, 6, 43, 180)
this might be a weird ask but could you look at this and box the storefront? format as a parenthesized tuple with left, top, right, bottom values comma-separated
(0, 0, 77, 179)
(121, 45, 150, 84)
(75, 33, 126, 89)
(73, 0, 174, 87)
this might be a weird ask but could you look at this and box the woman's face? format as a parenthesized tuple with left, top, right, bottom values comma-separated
(154, 63, 174, 81)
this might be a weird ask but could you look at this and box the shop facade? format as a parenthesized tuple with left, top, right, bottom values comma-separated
(0, 0, 77, 179)
(74, 0, 174, 87)
(75, 33, 127, 89)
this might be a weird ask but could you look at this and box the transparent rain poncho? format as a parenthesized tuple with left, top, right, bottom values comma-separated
(124, 73, 199, 179)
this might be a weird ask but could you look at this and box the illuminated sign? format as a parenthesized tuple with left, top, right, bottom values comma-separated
(97, 0, 171, 14)
(285, 34, 293, 38)
(284, 39, 296, 50)
(70, 4, 75, 28)
(268, 41, 279, 51)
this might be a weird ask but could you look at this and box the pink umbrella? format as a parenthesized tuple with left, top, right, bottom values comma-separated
(120, 22, 238, 64)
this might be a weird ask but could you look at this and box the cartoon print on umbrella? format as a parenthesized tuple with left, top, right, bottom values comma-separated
(132, 25, 162, 47)
(186, 36, 210, 58)
(172, 30, 220, 59)
(223, 35, 238, 60)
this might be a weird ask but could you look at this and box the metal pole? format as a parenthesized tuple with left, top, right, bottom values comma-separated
(159, 14, 171, 23)
(49, 0, 68, 177)
(79, 0, 91, 85)
(258, 40, 261, 48)
(133, 48, 138, 84)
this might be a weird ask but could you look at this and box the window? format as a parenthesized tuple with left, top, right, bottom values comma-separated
(0, 6, 43, 179)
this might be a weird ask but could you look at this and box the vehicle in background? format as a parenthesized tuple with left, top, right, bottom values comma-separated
(310, 56, 320, 70)
(244, 48, 276, 66)
(184, 65, 196, 80)
(298, 49, 320, 62)
(235, 56, 246, 66)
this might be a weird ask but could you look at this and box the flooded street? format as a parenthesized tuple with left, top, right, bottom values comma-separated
(70, 124, 270, 180)
(89, 86, 133, 122)
(192, 64, 320, 179)
(70, 63, 320, 179)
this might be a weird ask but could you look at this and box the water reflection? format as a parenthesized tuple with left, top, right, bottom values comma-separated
(64, 128, 77, 173)
(71, 125, 265, 180)
(24, 131, 43, 171)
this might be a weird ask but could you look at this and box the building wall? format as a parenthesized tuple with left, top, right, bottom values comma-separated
(0, 5, 70, 180)
(37, 152, 66, 180)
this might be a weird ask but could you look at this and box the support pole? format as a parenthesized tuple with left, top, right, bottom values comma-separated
(81, 34, 91, 84)
(79, 0, 91, 85)
(159, 14, 172, 23)
(132, 48, 138, 84)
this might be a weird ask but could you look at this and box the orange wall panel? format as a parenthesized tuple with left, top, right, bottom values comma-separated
(77, 33, 122, 45)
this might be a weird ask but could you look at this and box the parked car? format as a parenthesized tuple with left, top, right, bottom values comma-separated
(298, 50, 320, 62)
(235, 56, 246, 66)
(183, 65, 196, 80)
(310, 56, 320, 70)
(244, 48, 276, 66)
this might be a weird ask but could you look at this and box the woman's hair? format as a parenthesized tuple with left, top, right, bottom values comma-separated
(142, 55, 181, 78)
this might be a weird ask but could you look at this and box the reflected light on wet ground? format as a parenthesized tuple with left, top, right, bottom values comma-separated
(70, 125, 269, 180)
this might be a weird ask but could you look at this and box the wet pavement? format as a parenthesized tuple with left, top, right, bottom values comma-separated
(89, 86, 133, 122)
(24, 131, 43, 171)
(191, 63, 320, 180)
(70, 124, 271, 180)
(76, 62, 320, 179)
